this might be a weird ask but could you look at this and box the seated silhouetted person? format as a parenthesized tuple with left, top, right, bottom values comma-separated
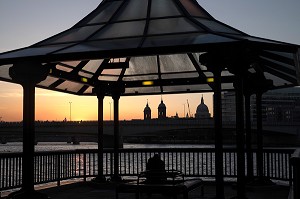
(145, 154, 166, 183)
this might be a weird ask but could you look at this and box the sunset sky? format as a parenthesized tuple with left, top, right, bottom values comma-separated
(0, 0, 300, 122)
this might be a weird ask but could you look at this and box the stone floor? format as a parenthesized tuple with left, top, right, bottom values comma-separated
(1, 180, 290, 199)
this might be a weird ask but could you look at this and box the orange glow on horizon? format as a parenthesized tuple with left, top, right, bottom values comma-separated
(0, 82, 214, 122)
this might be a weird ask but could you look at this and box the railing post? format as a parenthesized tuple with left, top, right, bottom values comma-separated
(57, 154, 61, 186)
(83, 153, 87, 182)
(290, 149, 300, 199)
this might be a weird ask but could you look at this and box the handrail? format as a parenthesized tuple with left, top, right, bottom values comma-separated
(290, 149, 300, 199)
(0, 148, 295, 192)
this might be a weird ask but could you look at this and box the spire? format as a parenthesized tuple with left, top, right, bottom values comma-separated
(201, 95, 204, 104)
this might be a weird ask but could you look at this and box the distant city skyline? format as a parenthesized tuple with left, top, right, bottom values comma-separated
(0, 0, 300, 121)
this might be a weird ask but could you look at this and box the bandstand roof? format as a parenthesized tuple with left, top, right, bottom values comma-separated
(0, 0, 299, 96)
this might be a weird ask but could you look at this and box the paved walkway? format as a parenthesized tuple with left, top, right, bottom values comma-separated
(1, 180, 290, 199)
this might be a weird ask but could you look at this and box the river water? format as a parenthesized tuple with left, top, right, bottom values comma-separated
(0, 142, 216, 153)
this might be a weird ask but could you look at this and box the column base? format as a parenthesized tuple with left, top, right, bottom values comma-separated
(7, 189, 49, 199)
(91, 175, 107, 183)
(247, 177, 275, 186)
(110, 175, 122, 182)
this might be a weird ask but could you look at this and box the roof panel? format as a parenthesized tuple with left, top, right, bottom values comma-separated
(148, 18, 201, 35)
(160, 54, 196, 73)
(54, 38, 142, 54)
(126, 56, 158, 75)
(77, 1, 123, 26)
(113, 0, 148, 21)
(91, 21, 146, 39)
(150, 0, 182, 18)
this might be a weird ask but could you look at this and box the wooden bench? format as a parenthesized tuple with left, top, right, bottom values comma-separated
(116, 179, 204, 199)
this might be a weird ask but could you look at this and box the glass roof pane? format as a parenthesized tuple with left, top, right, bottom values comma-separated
(61, 61, 81, 67)
(91, 21, 145, 39)
(98, 75, 119, 81)
(101, 69, 122, 75)
(126, 86, 161, 94)
(161, 72, 198, 79)
(265, 50, 294, 60)
(261, 56, 295, 71)
(83, 86, 93, 94)
(126, 56, 158, 75)
(264, 72, 290, 87)
(221, 83, 234, 90)
(151, 0, 182, 18)
(83, 60, 104, 73)
(56, 64, 73, 72)
(160, 54, 196, 73)
(38, 25, 102, 45)
(123, 75, 158, 81)
(79, 71, 93, 78)
(197, 19, 242, 35)
(221, 71, 234, 77)
(113, 0, 148, 21)
(55, 38, 142, 54)
(38, 76, 59, 87)
(148, 18, 200, 35)
(85, 1, 123, 25)
(0, 44, 74, 59)
(163, 84, 212, 92)
(179, 0, 211, 18)
(56, 81, 84, 93)
(0, 64, 12, 80)
(143, 33, 235, 48)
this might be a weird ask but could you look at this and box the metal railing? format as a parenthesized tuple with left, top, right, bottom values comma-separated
(290, 149, 300, 199)
(0, 148, 295, 192)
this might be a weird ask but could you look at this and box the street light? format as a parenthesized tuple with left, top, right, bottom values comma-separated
(69, 102, 72, 122)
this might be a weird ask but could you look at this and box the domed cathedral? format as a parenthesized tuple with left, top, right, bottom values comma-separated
(158, 98, 167, 119)
(195, 95, 211, 119)
(144, 100, 151, 120)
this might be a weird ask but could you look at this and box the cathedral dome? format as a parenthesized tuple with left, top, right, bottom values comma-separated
(195, 96, 211, 119)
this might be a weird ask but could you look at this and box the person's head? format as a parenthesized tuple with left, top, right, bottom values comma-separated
(153, 154, 160, 159)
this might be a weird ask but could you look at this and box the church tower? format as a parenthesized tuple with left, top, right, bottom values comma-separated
(158, 98, 166, 119)
(144, 100, 151, 120)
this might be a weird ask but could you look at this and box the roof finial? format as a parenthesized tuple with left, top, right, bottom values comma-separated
(201, 94, 204, 104)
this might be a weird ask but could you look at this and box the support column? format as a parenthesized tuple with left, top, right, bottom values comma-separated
(234, 77, 246, 199)
(8, 62, 49, 199)
(199, 52, 225, 199)
(256, 92, 264, 180)
(244, 93, 253, 181)
(213, 69, 225, 199)
(93, 88, 106, 182)
(111, 93, 122, 181)
(110, 83, 125, 182)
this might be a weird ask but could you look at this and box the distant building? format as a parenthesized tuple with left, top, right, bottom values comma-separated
(144, 101, 151, 120)
(195, 96, 211, 119)
(221, 87, 300, 125)
(158, 99, 167, 119)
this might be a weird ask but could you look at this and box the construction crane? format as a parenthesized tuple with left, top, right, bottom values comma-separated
(187, 99, 191, 118)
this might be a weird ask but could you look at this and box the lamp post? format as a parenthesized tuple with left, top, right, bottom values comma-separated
(69, 102, 72, 122)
